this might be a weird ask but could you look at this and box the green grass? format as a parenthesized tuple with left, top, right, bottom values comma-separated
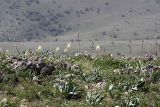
(0, 49, 160, 107)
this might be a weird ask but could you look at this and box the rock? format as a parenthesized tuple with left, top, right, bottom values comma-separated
(41, 65, 55, 76)
(26, 61, 37, 70)
(12, 61, 26, 69)
(36, 62, 46, 74)
(26, 61, 39, 74)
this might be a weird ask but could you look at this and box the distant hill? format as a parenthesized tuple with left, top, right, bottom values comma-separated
(0, 0, 160, 41)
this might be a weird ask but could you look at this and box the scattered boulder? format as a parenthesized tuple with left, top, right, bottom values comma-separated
(41, 65, 55, 76)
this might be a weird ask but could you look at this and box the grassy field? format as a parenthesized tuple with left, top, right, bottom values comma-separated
(0, 48, 160, 107)
(0, 40, 160, 56)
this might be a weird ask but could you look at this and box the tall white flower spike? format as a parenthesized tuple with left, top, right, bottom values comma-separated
(56, 47, 60, 52)
(24, 50, 29, 56)
(67, 43, 71, 49)
(96, 44, 100, 51)
(37, 45, 42, 50)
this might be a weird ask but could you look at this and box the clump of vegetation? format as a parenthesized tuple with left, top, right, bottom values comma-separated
(0, 48, 160, 107)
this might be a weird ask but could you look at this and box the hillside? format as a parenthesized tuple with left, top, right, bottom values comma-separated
(0, 0, 160, 41)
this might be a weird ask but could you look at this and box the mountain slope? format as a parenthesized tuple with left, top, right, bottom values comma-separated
(0, 0, 160, 41)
